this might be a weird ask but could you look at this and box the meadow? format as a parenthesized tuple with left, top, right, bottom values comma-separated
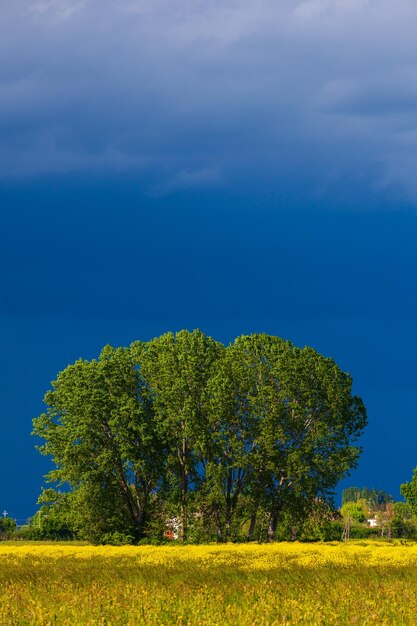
(1, 541, 417, 625)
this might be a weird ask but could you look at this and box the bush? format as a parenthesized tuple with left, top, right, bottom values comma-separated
(0, 517, 17, 533)
(99, 532, 134, 546)
(347, 524, 379, 539)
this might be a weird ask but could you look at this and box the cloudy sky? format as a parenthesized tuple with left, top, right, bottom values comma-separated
(2, 0, 417, 519)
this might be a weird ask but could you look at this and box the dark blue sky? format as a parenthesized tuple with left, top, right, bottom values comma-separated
(2, 0, 417, 519)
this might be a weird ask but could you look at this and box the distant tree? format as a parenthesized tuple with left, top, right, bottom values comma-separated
(342, 487, 362, 505)
(393, 501, 413, 519)
(28, 492, 75, 540)
(376, 502, 395, 538)
(401, 469, 417, 517)
(0, 517, 17, 533)
(391, 502, 417, 538)
(341, 500, 368, 523)
(342, 487, 393, 510)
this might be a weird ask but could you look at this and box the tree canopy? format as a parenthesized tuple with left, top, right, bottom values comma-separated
(400, 470, 417, 518)
(33, 330, 367, 543)
(342, 487, 394, 508)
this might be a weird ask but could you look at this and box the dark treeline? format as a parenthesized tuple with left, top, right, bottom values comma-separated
(33, 330, 367, 544)
(342, 487, 394, 509)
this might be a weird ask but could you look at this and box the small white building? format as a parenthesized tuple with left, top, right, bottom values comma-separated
(164, 517, 180, 540)
(367, 518, 378, 527)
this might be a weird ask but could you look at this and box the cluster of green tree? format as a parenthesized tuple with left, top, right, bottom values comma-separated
(0, 516, 17, 539)
(342, 486, 394, 508)
(340, 486, 417, 540)
(32, 330, 367, 544)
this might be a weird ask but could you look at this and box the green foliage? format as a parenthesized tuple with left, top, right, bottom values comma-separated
(33, 330, 367, 544)
(339, 490, 417, 541)
(400, 468, 417, 514)
(297, 501, 343, 542)
(135, 330, 223, 540)
(22, 491, 75, 540)
(347, 524, 380, 539)
(391, 501, 417, 538)
(341, 500, 368, 523)
(300, 518, 344, 542)
(342, 486, 394, 508)
(203, 334, 367, 540)
(33, 345, 164, 542)
(99, 531, 134, 546)
(0, 517, 17, 537)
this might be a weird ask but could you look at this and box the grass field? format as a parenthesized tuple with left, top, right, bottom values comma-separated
(1, 541, 417, 624)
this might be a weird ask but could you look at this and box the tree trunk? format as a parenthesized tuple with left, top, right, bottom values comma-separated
(268, 479, 287, 542)
(224, 468, 232, 541)
(180, 474, 188, 541)
(224, 469, 242, 541)
(268, 510, 279, 542)
(248, 512, 257, 541)
(212, 505, 223, 542)
(120, 478, 144, 537)
(180, 437, 188, 542)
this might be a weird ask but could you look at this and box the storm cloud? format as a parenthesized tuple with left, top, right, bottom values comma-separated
(1, 0, 417, 202)
(3, 0, 417, 517)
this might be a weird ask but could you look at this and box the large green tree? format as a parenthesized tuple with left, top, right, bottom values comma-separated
(33, 345, 164, 542)
(133, 329, 222, 540)
(33, 330, 366, 543)
(207, 334, 367, 540)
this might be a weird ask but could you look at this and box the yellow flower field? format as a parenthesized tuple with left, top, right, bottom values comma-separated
(1, 541, 417, 624)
